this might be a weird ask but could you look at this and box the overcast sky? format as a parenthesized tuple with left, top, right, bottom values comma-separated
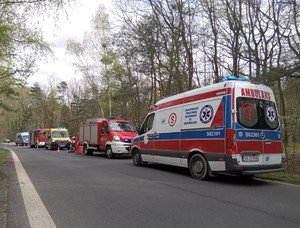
(27, 0, 112, 86)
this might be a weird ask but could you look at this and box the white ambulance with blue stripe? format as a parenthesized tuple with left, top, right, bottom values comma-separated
(131, 76, 284, 180)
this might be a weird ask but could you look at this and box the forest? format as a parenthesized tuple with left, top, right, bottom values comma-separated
(0, 0, 299, 172)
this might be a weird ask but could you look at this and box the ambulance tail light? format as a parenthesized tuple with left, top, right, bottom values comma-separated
(226, 129, 236, 154)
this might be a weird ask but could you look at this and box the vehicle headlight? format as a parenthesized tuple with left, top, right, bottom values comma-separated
(51, 139, 56, 143)
(112, 136, 120, 142)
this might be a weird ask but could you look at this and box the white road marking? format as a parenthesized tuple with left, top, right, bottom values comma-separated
(11, 150, 57, 228)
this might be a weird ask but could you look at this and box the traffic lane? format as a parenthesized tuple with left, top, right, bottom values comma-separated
(9, 146, 300, 227)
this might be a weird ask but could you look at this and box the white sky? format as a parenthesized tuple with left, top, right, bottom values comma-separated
(27, 0, 113, 86)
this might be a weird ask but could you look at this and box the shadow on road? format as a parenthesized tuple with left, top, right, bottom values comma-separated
(141, 163, 273, 186)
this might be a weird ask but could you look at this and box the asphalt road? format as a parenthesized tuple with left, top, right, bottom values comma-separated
(1, 143, 300, 228)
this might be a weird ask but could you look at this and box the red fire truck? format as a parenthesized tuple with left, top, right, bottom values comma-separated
(29, 128, 49, 148)
(79, 118, 137, 158)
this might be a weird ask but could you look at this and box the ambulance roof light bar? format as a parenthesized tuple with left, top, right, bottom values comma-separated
(223, 75, 250, 81)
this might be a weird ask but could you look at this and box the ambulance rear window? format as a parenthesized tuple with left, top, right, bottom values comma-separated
(236, 98, 279, 130)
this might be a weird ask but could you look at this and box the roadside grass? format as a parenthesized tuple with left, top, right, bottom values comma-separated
(0, 148, 8, 180)
(257, 172, 300, 185)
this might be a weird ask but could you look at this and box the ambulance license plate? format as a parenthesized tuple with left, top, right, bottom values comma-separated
(242, 155, 258, 162)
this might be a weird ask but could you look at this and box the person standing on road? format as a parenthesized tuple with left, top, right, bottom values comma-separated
(36, 136, 39, 149)
(68, 136, 75, 153)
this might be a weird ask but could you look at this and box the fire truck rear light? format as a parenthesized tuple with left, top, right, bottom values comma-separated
(226, 129, 236, 154)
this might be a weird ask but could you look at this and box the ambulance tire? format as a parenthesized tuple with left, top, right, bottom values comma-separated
(106, 146, 114, 159)
(189, 154, 210, 180)
(132, 149, 142, 166)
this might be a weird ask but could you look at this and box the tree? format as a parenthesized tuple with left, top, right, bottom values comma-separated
(0, 0, 75, 95)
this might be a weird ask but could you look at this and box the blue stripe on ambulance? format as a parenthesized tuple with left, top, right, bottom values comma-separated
(133, 129, 225, 142)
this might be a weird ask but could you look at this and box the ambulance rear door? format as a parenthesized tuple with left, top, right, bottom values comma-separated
(234, 82, 281, 165)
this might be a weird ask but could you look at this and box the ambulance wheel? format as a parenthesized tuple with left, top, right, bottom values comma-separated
(132, 149, 142, 166)
(106, 146, 114, 159)
(189, 154, 210, 180)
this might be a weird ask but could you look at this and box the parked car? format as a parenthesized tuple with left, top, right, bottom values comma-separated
(4, 139, 10, 143)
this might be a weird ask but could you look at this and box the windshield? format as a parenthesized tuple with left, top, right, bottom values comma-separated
(52, 131, 69, 138)
(236, 97, 279, 130)
(22, 136, 29, 141)
(38, 130, 46, 136)
(109, 122, 136, 132)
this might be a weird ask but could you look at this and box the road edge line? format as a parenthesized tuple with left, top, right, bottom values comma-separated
(10, 150, 57, 228)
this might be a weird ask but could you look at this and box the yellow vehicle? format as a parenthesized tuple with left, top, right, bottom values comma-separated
(45, 128, 71, 150)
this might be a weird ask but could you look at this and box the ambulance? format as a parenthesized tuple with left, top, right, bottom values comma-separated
(131, 76, 284, 180)
(45, 128, 71, 150)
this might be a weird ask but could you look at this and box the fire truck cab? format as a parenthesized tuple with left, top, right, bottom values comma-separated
(29, 128, 49, 148)
(131, 76, 284, 180)
(79, 118, 137, 158)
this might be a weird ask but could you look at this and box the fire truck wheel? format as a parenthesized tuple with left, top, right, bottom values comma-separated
(106, 146, 114, 159)
(189, 153, 210, 180)
(84, 145, 93, 156)
(132, 149, 142, 166)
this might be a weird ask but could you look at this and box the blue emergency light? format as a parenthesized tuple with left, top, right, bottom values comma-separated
(223, 75, 250, 81)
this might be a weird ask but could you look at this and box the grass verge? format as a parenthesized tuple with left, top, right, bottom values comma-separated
(0, 148, 8, 180)
(257, 172, 300, 185)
